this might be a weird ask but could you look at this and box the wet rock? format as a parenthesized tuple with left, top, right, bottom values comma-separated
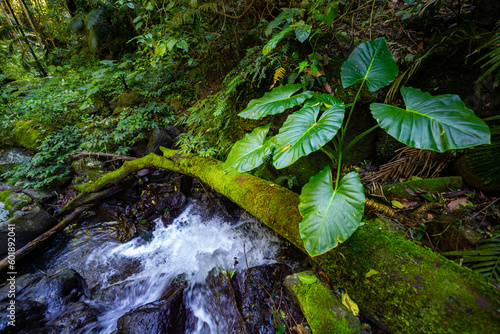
(115, 286, 186, 334)
(0, 148, 31, 174)
(22, 188, 56, 204)
(19, 269, 89, 315)
(197, 268, 249, 333)
(0, 300, 46, 333)
(45, 301, 98, 333)
(116, 219, 137, 243)
(233, 264, 304, 333)
(164, 192, 187, 210)
(284, 271, 365, 334)
(0, 204, 56, 256)
(146, 128, 175, 154)
(70, 157, 104, 176)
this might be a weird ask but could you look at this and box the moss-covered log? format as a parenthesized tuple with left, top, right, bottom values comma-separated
(64, 148, 500, 333)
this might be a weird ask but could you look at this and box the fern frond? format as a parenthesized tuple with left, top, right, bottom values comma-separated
(443, 232, 500, 282)
(269, 67, 286, 89)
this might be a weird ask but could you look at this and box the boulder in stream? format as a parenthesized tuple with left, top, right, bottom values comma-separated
(115, 285, 186, 334)
(0, 204, 56, 257)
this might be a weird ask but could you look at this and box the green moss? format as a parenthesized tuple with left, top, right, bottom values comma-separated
(10, 120, 55, 151)
(284, 271, 364, 334)
(383, 176, 463, 198)
(4, 192, 32, 211)
(0, 190, 14, 202)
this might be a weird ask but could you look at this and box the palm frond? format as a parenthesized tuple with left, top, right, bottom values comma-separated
(443, 232, 500, 282)
(365, 146, 450, 184)
(68, 13, 86, 32)
(477, 21, 500, 86)
(85, 9, 103, 31)
(88, 28, 99, 52)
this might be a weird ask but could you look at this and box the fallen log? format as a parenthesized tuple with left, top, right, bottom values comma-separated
(0, 204, 94, 272)
(60, 148, 500, 333)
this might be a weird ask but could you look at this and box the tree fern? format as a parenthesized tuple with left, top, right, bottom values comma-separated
(443, 232, 500, 282)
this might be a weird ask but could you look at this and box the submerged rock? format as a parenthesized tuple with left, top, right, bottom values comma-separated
(45, 301, 98, 334)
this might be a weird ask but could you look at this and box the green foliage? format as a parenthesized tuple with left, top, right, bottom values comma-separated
(225, 38, 490, 256)
(299, 169, 365, 255)
(371, 87, 490, 152)
(2, 126, 82, 188)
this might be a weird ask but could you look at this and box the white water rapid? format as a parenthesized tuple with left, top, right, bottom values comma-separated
(47, 201, 282, 333)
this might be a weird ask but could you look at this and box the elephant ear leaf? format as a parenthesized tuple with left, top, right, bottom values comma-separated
(239, 84, 313, 119)
(370, 87, 491, 152)
(341, 38, 398, 92)
(224, 123, 275, 172)
(299, 169, 365, 257)
(273, 100, 345, 169)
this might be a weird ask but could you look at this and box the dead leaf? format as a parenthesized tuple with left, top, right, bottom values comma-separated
(447, 198, 470, 211)
(292, 324, 311, 334)
(341, 292, 359, 316)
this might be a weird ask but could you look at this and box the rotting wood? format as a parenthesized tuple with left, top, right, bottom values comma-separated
(0, 204, 94, 272)
(57, 148, 500, 333)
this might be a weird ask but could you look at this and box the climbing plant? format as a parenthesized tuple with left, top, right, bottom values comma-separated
(224, 38, 491, 256)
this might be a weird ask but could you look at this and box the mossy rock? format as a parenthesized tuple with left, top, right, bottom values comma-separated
(0, 190, 14, 202)
(383, 176, 463, 198)
(4, 192, 32, 211)
(284, 271, 364, 334)
(116, 91, 144, 108)
(3, 120, 55, 151)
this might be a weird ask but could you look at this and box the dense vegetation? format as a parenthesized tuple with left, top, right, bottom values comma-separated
(1, 0, 500, 280)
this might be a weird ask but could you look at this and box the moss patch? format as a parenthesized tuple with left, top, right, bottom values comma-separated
(284, 271, 364, 334)
(9, 120, 55, 151)
(4, 192, 32, 211)
(383, 176, 463, 198)
(0, 190, 14, 202)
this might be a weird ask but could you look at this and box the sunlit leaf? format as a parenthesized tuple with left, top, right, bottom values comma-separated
(239, 84, 313, 119)
(371, 87, 491, 152)
(299, 169, 365, 256)
(224, 124, 275, 172)
(298, 275, 317, 284)
(341, 38, 398, 91)
(341, 292, 359, 316)
(273, 100, 345, 169)
(263, 26, 294, 56)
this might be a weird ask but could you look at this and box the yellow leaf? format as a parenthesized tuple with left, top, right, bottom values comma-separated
(341, 292, 359, 316)
(280, 144, 291, 153)
(365, 269, 379, 278)
(152, 200, 156, 205)
(391, 200, 404, 209)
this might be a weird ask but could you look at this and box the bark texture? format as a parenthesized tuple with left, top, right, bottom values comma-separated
(60, 149, 500, 333)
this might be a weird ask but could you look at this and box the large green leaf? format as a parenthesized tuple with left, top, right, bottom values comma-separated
(238, 84, 313, 119)
(223, 123, 275, 172)
(263, 26, 294, 56)
(273, 100, 345, 169)
(341, 38, 398, 92)
(295, 21, 312, 43)
(370, 87, 491, 152)
(299, 169, 365, 256)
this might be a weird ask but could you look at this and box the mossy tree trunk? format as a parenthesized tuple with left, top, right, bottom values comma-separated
(63, 148, 500, 333)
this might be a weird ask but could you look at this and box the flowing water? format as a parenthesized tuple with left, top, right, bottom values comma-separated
(43, 200, 282, 333)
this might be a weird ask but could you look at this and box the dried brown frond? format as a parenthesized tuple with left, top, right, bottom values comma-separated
(366, 182, 388, 202)
(364, 146, 450, 184)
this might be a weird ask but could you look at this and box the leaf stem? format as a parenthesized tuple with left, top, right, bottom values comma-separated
(320, 145, 337, 163)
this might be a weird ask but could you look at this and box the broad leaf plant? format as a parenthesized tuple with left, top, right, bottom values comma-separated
(224, 38, 491, 256)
